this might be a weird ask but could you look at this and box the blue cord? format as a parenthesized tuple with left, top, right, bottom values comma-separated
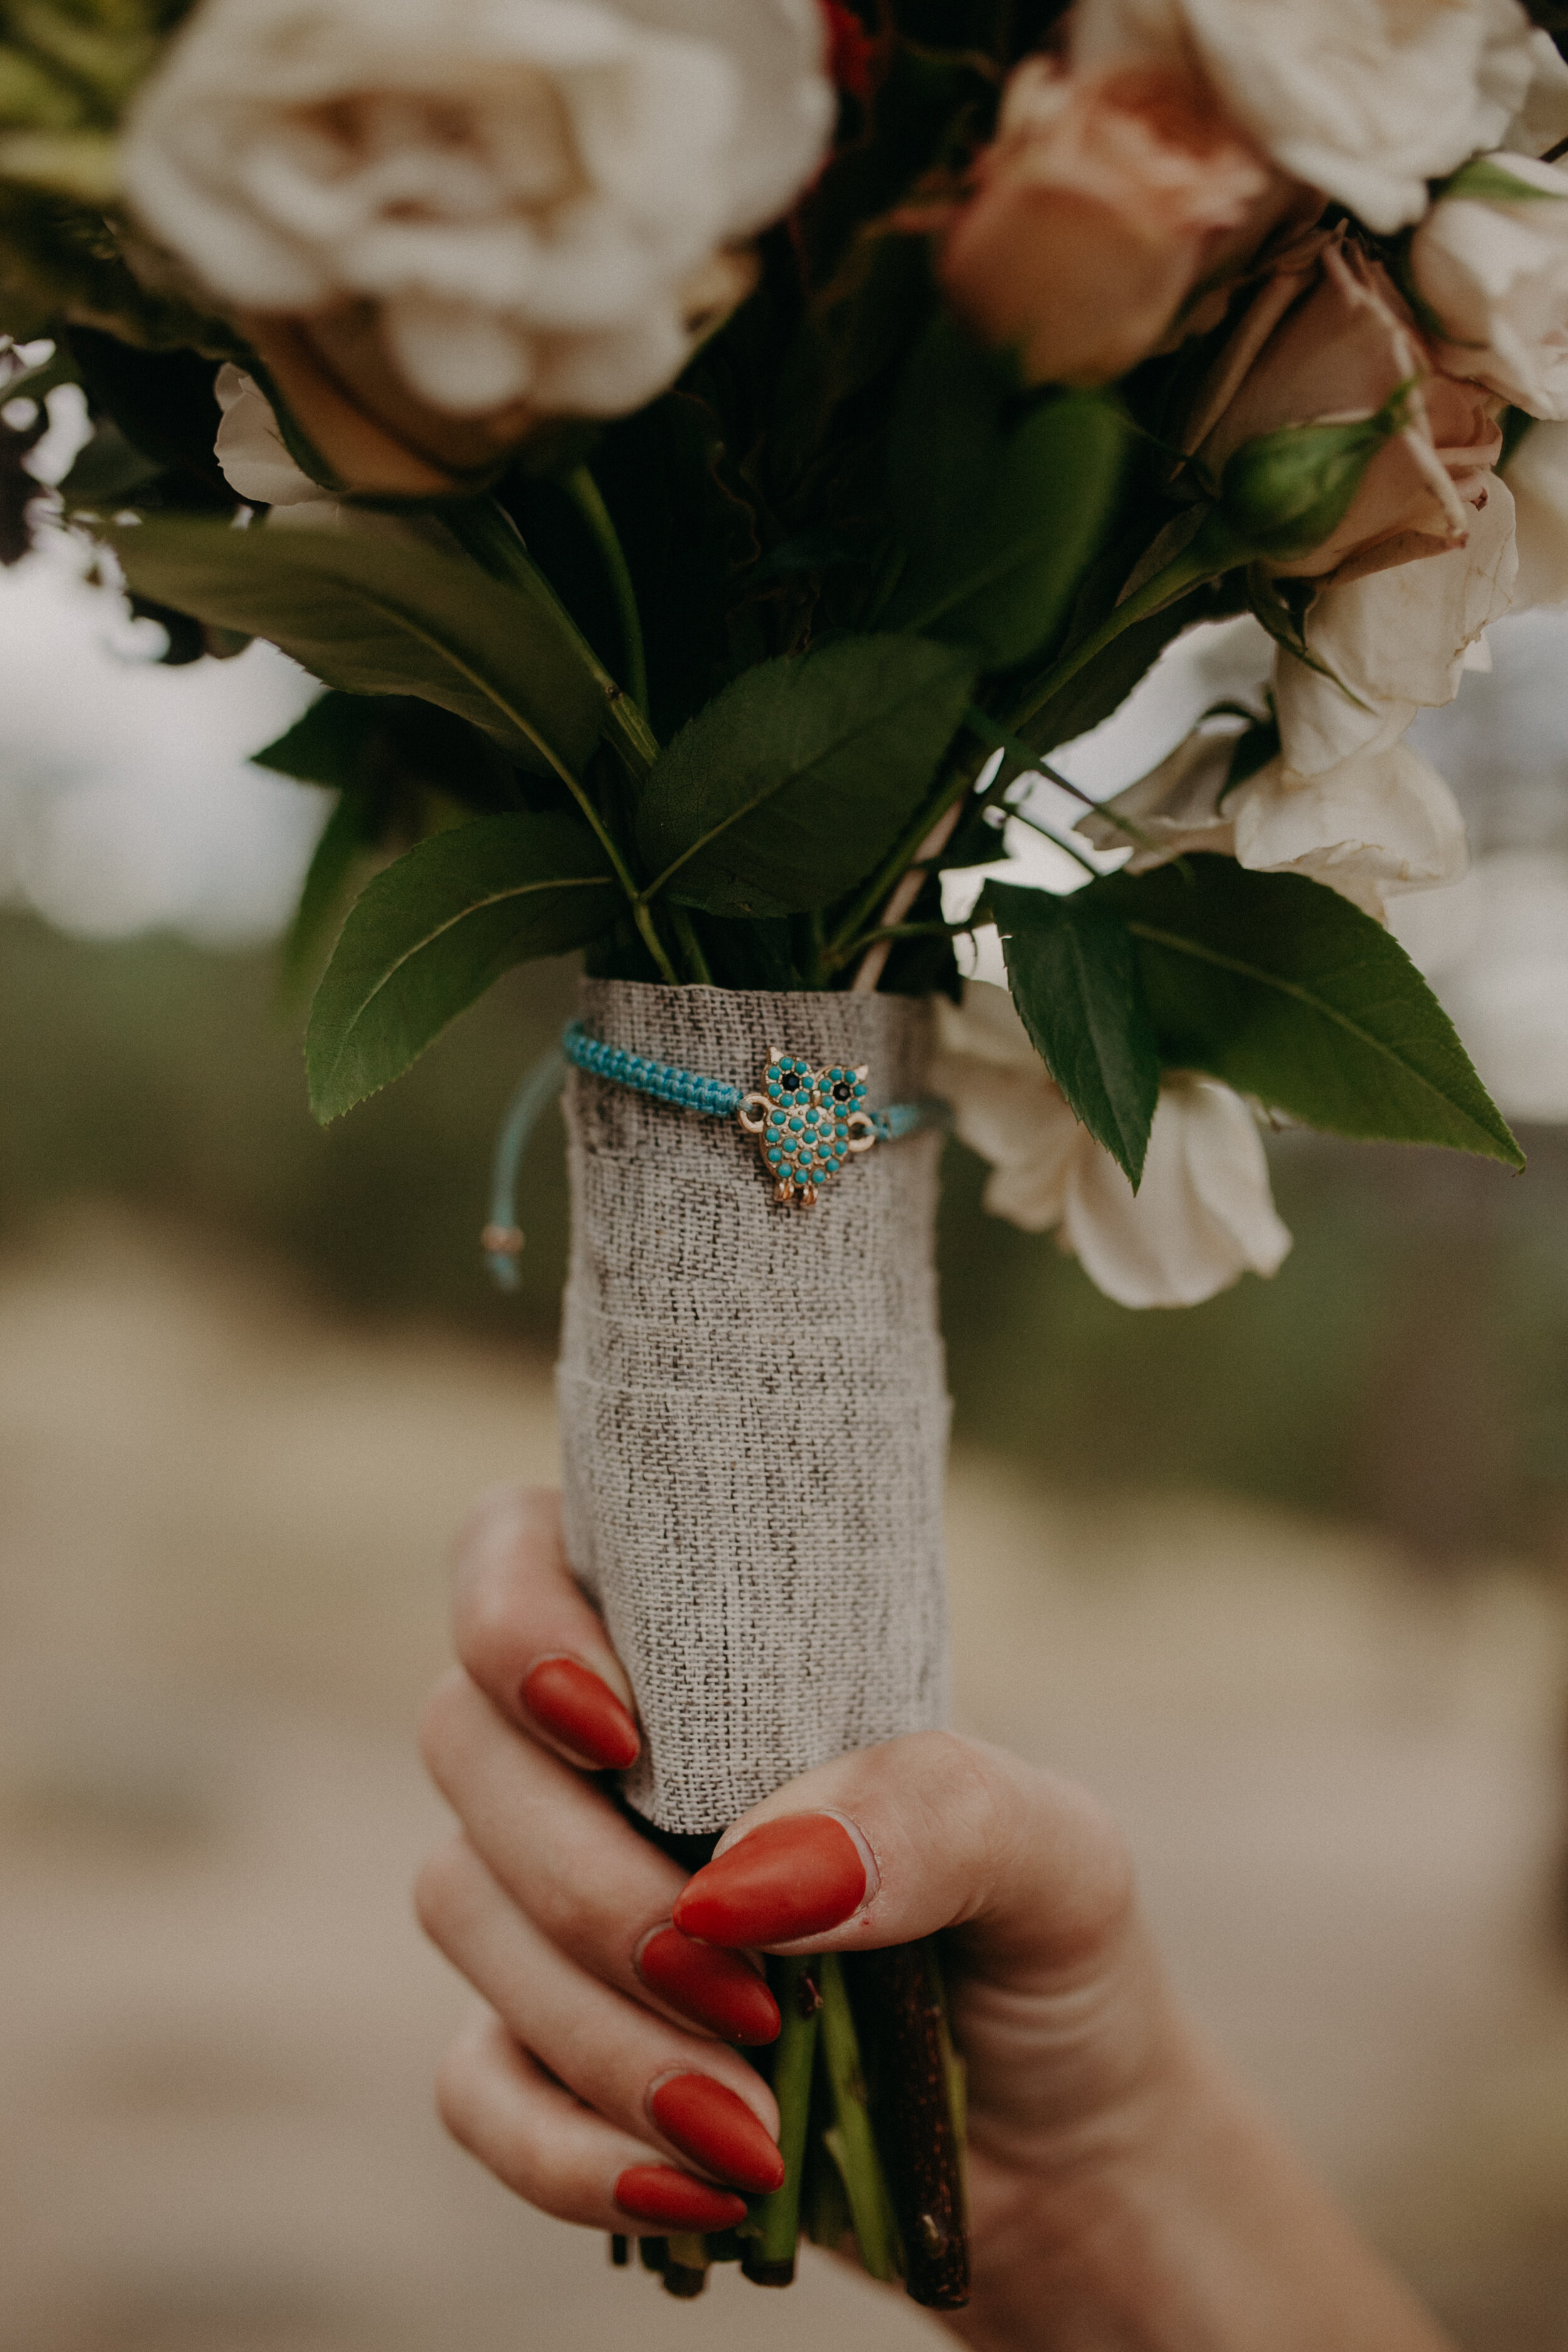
(482, 1045, 566, 1291)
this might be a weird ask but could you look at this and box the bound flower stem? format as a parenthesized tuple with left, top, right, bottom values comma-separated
(622, 1937, 968, 2309)
(817, 1952, 903, 2283)
(742, 1955, 821, 2286)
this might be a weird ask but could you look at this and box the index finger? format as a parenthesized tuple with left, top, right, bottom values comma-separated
(452, 1484, 641, 1774)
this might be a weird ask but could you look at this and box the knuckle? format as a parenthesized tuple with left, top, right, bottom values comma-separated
(433, 2023, 493, 2156)
(412, 1833, 474, 1947)
(416, 1667, 470, 1783)
(453, 1580, 529, 1695)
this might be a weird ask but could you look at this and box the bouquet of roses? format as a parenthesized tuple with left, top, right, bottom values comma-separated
(3, 0, 1562, 2306)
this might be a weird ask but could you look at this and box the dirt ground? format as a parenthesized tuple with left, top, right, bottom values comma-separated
(3, 1209, 1568, 2351)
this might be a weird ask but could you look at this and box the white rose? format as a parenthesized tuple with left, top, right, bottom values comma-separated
(123, 0, 832, 421)
(1502, 26, 1568, 156)
(1413, 151, 1568, 420)
(1076, 716, 1466, 919)
(932, 983, 1291, 1310)
(1070, 0, 1536, 233)
(1505, 415, 1568, 605)
(1272, 475, 1518, 775)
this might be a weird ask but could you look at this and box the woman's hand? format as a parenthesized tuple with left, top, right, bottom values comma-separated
(416, 1485, 1453, 2352)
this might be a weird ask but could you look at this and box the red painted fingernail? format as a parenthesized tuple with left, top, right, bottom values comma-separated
(637, 1927, 780, 2045)
(649, 2074, 785, 2193)
(673, 1815, 867, 1947)
(613, 2165, 749, 2232)
(521, 1657, 639, 1770)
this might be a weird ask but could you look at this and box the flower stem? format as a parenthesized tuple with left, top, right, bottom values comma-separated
(441, 493, 660, 778)
(817, 1954, 901, 2283)
(743, 1957, 822, 2287)
(662, 2233, 710, 2299)
(565, 463, 651, 720)
(1009, 526, 1241, 739)
(669, 903, 713, 986)
(849, 1941, 970, 2310)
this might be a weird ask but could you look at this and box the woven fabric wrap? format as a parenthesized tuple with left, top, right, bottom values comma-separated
(557, 978, 952, 1835)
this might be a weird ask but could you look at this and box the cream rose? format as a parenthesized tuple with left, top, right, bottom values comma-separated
(1502, 25, 1568, 156)
(1071, 0, 1536, 234)
(122, 0, 832, 424)
(932, 983, 1291, 1309)
(1414, 151, 1568, 422)
(1075, 716, 1467, 919)
(937, 53, 1297, 387)
(1505, 415, 1568, 605)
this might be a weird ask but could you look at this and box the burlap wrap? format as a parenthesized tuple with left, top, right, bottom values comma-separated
(556, 978, 952, 1835)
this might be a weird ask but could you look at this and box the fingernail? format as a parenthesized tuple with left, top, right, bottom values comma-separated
(649, 2074, 785, 2194)
(521, 1656, 639, 1770)
(673, 1814, 868, 1947)
(613, 2164, 749, 2232)
(636, 1926, 780, 2045)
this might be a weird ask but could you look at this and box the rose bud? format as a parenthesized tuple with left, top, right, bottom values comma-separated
(1210, 400, 1416, 569)
(1181, 228, 1501, 587)
(936, 53, 1303, 388)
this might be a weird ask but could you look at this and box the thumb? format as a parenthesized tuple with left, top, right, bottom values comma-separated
(672, 1731, 1133, 1971)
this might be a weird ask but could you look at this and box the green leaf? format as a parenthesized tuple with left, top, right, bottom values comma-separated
(987, 880, 1160, 1184)
(280, 784, 381, 1000)
(1093, 857, 1525, 1168)
(884, 320, 1130, 667)
(306, 812, 618, 1120)
(634, 634, 977, 918)
(254, 691, 379, 787)
(109, 517, 608, 779)
(1441, 154, 1568, 204)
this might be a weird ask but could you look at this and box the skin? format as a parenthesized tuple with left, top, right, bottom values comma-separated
(416, 1485, 1456, 2352)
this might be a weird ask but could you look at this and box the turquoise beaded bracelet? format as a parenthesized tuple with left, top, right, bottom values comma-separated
(483, 1020, 948, 1286)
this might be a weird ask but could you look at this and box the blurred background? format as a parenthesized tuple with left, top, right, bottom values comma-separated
(5, 403, 1568, 2349)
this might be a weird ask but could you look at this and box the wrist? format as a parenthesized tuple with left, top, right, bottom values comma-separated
(950, 2023, 1453, 2352)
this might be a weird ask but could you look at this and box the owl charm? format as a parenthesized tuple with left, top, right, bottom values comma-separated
(737, 1051, 876, 1204)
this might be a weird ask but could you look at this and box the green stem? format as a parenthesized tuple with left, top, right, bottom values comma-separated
(1009, 524, 1242, 739)
(669, 903, 713, 986)
(827, 918, 976, 968)
(963, 705, 1165, 857)
(825, 750, 986, 961)
(442, 494, 660, 778)
(632, 900, 682, 988)
(1001, 803, 1104, 876)
(744, 1957, 821, 2286)
(564, 464, 650, 719)
(817, 1955, 901, 2283)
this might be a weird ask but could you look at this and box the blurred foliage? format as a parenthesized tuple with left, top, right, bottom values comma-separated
(3, 906, 1567, 1564)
